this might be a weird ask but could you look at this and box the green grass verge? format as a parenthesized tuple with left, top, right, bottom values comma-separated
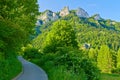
(0, 57, 22, 80)
(44, 60, 87, 80)
(46, 65, 86, 80)
(100, 73, 120, 80)
(32, 59, 86, 80)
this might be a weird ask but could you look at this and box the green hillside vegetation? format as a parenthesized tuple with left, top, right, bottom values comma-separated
(1, 0, 120, 79)
(29, 11, 120, 80)
(0, 0, 38, 80)
(101, 73, 120, 80)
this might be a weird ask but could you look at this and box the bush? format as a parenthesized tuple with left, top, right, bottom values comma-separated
(55, 47, 100, 80)
(0, 57, 22, 80)
(23, 47, 41, 60)
(47, 66, 87, 80)
(28, 46, 100, 80)
(80, 59, 100, 80)
(42, 20, 78, 53)
(111, 68, 120, 74)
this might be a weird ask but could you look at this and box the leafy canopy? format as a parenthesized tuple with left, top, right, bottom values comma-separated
(43, 20, 78, 53)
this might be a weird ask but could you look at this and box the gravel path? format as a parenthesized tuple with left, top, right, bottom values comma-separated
(15, 56, 48, 80)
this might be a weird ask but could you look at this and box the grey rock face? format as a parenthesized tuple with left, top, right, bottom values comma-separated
(52, 12, 59, 20)
(76, 8, 89, 18)
(93, 14, 101, 20)
(36, 6, 90, 25)
(36, 20, 43, 26)
(37, 10, 59, 23)
(60, 6, 70, 17)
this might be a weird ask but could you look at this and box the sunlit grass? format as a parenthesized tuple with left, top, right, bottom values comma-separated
(47, 66, 85, 80)
(100, 73, 120, 80)
(32, 59, 86, 80)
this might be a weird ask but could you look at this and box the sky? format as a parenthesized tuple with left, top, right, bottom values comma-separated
(38, 0, 120, 21)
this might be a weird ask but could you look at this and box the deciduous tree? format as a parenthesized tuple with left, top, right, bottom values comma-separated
(43, 20, 78, 53)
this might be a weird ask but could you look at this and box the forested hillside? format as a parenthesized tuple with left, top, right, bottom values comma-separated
(29, 7, 120, 80)
(1, 0, 120, 79)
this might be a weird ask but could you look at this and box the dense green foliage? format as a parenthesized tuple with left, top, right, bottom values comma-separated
(22, 44, 40, 60)
(23, 46, 100, 80)
(0, 57, 22, 80)
(3, 0, 120, 80)
(32, 11, 120, 80)
(101, 73, 120, 80)
(0, 0, 38, 79)
(42, 20, 78, 53)
(0, 18, 24, 58)
(97, 45, 112, 73)
(29, 17, 101, 79)
(117, 48, 120, 68)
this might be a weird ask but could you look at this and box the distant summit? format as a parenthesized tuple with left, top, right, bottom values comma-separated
(37, 10, 59, 24)
(36, 6, 103, 25)
(59, 7, 89, 18)
(60, 6, 70, 17)
(93, 14, 101, 20)
(76, 7, 89, 18)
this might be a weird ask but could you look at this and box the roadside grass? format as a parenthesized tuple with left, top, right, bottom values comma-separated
(33, 58, 120, 80)
(0, 57, 22, 80)
(46, 65, 86, 80)
(100, 73, 120, 80)
(31, 59, 87, 80)
(28, 47, 100, 80)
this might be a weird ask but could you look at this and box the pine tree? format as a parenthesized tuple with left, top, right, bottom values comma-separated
(117, 48, 120, 68)
(88, 48, 97, 61)
(97, 45, 112, 73)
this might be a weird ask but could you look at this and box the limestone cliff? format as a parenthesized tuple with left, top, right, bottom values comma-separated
(37, 10, 59, 23)
(76, 8, 89, 18)
(60, 6, 70, 17)
(93, 14, 101, 20)
(36, 6, 91, 25)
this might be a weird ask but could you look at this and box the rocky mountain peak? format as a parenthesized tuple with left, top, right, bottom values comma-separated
(93, 14, 101, 20)
(76, 7, 89, 18)
(36, 7, 92, 25)
(60, 6, 70, 17)
(37, 10, 59, 23)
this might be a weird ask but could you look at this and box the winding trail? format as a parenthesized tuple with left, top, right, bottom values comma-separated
(15, 56, 48, 80)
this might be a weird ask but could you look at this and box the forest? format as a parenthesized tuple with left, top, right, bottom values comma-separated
(0, 0, 120, 80)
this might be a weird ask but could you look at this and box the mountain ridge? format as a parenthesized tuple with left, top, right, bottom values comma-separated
(36, 6, 94, 25)
(35, 6, 120, 36)
(36, 6, 119, 26)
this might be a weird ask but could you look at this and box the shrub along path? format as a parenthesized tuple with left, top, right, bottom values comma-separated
(14, 56, 48, 80)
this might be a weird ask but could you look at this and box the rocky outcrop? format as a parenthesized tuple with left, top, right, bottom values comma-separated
(93, 14, 101, 20)
(36, 6, 91, 25)
(37, 10, 59, 23)
(52, 12, 59, 20)
(60, 6, 70, 17)
(36, 20, 43, 26)
(76, 8, 89, 18)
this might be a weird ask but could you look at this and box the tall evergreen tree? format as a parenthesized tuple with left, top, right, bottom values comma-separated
(117, 48, 120, 68)
(97, 45, 112, 73)
(88, 48, 97, 61)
